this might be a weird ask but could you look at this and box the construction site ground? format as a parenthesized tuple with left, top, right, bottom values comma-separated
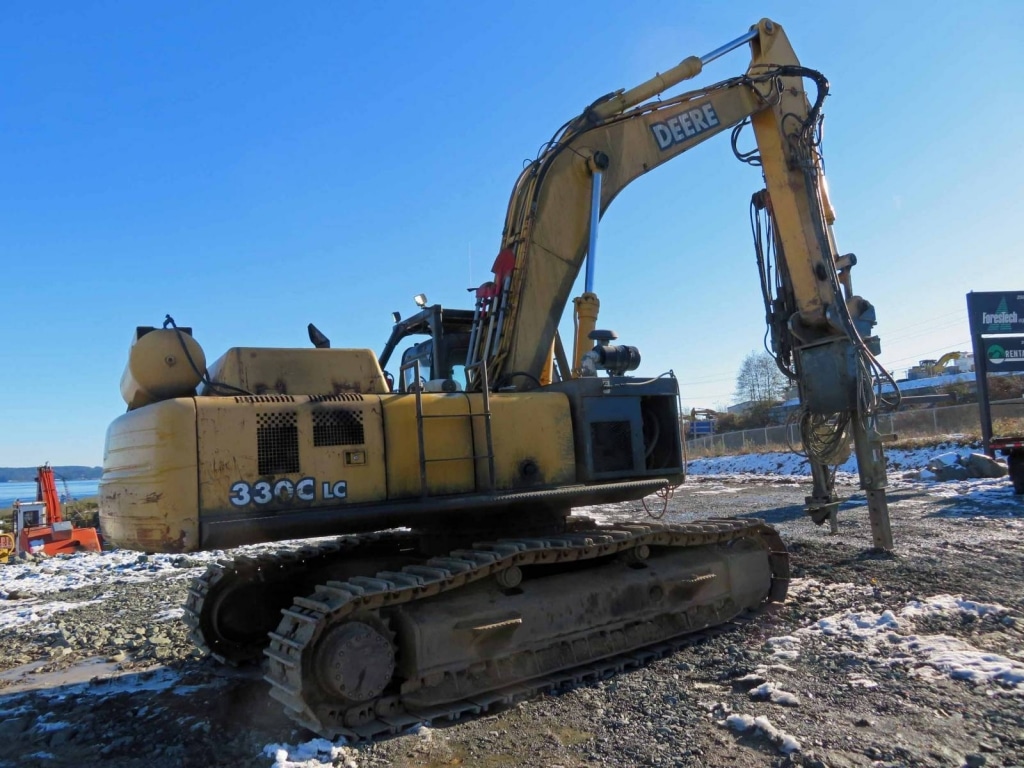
(1, 464, 1022, 768)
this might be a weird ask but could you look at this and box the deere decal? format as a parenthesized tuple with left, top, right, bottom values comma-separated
(650, 103, 721, 150)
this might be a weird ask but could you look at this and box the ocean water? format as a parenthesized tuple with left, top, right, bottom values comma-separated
(0, 479, 100, 509)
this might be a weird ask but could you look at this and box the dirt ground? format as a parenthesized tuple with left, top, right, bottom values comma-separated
(2, 476, 1023, 768)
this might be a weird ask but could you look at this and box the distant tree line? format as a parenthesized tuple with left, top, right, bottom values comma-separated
(0, 466, 102, 483)
(734, 350, 790, 405)
(706, 351, 791, 431)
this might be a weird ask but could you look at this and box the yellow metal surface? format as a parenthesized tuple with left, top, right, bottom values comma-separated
(101, 386, 576, 553)
(931, 351, 961, 373)
(539, 342, 555, 386)
(120, 328, 206, 410)
(572, 292, 600, 375)
(382, 394, 475, 497)
(382, 392, 575, 498)
(206, 348, 390, 397)
(195, 396, 388, 513)
(470, 392, 576, 490)
(99, 398, 200, 552)
(0, 532, 13, 562)
(590, 56, 704, 120)
(747, 19, 835, 329)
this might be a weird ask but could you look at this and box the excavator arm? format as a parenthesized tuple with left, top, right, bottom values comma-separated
(470, 18, 898, 548)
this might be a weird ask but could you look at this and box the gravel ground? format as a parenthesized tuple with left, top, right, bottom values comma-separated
(1, 472, 1023, 768)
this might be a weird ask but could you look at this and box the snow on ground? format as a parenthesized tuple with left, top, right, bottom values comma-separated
(720, 713, 801, 754)
(748, 682, 800, 707)
(687, 443, 975, 479)
(775, 587, 1024, 690)
(687, 444, 1019, 513)
(1, 662, 222, 702)
(264, 738, 359, 768)
(153, 607, 185, 622)
(916, 477, 1021, 515)
(0, 536, 354, 599)
(901, 594, 1008, 619)
(0, 550, 216, 598)
(0, 596, 107, 630)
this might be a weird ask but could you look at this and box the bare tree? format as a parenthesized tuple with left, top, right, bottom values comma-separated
(734, 351, 789, 404)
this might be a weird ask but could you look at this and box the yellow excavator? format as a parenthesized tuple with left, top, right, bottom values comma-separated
(99, 19, 898, 739)
(909, 351, 964, 380)
(0, 532, 14, 563)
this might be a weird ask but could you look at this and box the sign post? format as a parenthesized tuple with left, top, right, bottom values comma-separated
(966, 291, 1024, 455)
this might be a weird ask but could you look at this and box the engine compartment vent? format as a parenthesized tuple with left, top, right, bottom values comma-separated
(235, 395, 296, 404)
(312, 409, 365, 447)
(309, 393, 365, 403)
(257, 412, 300, 474)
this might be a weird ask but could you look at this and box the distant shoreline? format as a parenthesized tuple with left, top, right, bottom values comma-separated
(0, 478, 100, 509)
(0, 466, 102, 483)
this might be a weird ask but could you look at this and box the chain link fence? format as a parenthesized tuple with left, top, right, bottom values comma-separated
(685, 401, 1024, 458)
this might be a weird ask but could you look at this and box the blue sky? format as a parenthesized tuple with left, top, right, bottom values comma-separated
(1, 1, 1021, 466)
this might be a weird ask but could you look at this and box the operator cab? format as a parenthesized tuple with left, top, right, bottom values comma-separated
(14, 501, 46, 528)
(378, 303, 476, 393)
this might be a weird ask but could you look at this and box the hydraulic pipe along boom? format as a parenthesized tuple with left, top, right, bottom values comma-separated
(591, 25, 759, 120)
(585, 166, 603, 294)
(699, 28, 760, 66)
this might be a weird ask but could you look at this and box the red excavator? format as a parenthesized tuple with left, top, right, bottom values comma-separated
(10, 465, 102, 557)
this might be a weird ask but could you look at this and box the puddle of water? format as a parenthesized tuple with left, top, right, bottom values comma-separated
(0, 655, 244, 700)
(0, 656, 124, 695)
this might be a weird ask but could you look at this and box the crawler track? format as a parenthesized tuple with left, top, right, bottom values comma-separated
(183, 531, 421, 664)
(263, 518, 788, 740)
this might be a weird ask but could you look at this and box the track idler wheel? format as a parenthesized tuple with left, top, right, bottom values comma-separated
(313, 616, 396, 727)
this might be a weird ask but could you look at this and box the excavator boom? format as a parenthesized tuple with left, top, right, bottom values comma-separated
(482, 20, 837, 384)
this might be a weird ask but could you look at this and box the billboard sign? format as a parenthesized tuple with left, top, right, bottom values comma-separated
(967, 290, 1024, 453)
(967, 291, 1024, 335)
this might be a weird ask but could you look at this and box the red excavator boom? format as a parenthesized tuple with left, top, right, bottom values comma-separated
(37, 465, 64, 524)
